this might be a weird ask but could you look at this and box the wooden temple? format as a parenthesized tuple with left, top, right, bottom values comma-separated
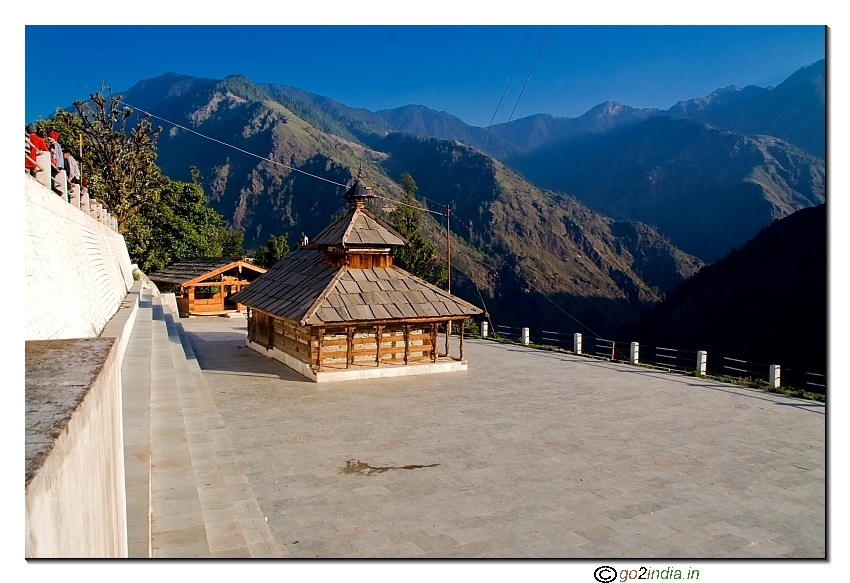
(228, 176, 483, 382)
(150, 258, 267, 318)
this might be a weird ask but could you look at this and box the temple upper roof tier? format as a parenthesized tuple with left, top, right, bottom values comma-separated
(311, 206, 407, 249)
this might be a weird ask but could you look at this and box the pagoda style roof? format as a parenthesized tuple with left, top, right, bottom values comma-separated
(149, 257, 265, 285)
(229, 249, 481, 326)
(312, 206, 407, 248)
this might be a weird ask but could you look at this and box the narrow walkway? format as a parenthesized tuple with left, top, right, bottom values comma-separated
(120, 291, 152, 558)
(121, 291, 280, 557)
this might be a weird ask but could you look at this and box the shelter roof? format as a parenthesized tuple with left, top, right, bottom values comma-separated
(312, 206, 407, 248)
(149, 257, 265, 286)
(229, 249, 482, 326)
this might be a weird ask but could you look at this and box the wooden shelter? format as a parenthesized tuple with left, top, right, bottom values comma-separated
(150, 258, 267, 317)
(229, 176, 482, 382)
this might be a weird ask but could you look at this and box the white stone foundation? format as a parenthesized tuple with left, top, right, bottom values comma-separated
(246, 340, 468, 383)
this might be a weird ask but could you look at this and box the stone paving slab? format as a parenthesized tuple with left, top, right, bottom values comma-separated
(175, 316, 825, 558)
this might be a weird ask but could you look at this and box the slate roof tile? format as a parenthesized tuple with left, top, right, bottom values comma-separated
(339, 279, 361, 294)
(370, 304, 392, 320)
(384, 304, 404, 319)
(150, 257, 265, 285)
(312, 207, 406, 247)
(230, 246, 482, 326)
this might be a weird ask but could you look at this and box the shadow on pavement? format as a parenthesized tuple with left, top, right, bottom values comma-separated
(182, 328, 313, 383)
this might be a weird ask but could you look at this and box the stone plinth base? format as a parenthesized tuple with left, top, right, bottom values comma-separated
(246, 340, 467, 383)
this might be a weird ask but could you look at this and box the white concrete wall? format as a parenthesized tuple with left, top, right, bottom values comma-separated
(25, 175, 134, 340)
(25, 339, 128, 557)
(100, 281, 143, 365)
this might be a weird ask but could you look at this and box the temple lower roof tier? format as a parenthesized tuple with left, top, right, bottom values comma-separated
(228, 249, 481, 326)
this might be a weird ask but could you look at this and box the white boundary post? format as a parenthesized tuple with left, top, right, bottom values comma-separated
(53, 170, 68, 201)
(697, 351, 708, 376)
(481, 321, 488, 339)
(630, 342, 639, 365)
(35, 151, 51, 187)
(69, 184, 81, 209)
(521, 327, 530, 346)
(574, 333, 582, 355)
(769, 365, 781, 388)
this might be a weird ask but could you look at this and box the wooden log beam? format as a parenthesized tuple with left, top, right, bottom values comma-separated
(375, 325, 383, 367)
(346, 326, 354, 369)
(430, 324, 437, 363)
(316, 328, 324, 371)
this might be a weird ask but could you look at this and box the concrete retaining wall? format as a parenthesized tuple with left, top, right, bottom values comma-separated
(100, 281, 143, 366)
(25, 284, 142, 557)
(25, 175, 134, 340)
(25, 337, 128, 557)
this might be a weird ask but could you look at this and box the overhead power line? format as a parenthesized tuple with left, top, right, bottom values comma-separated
(478, 26, 533, 156)
(456, 26, 552, 213)
(111, 91, 445, 218)
(119, 100, 351, 189)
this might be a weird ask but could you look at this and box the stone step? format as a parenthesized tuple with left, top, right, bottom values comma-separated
(122, 293, 281, 558)
(148, 295, 210, 558)
(165, 310, 281, 557)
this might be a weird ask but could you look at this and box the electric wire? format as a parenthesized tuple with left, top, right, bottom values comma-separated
(54, 35, 596, 338)
(59, 79, 471, 220)
(456, 26, 551, 213)
(105, 84, 445, 217)
(534, 283, 601, 338)
(477, 26, 533, 155)
(368, 192, 447, 217)
(448, 204, 599, 338)
(119, 100, 351, 189)
(447, 215, 496, 332)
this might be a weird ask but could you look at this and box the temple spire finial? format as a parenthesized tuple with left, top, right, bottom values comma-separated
(344, 165, 374, 208)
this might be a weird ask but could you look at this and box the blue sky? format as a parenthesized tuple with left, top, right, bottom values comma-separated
(25, 25, 824, 127)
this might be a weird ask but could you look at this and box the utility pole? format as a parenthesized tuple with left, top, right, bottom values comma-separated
(446, 205, 451, 294)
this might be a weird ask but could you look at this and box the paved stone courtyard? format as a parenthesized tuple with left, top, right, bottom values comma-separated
(175, 315, 825, 558)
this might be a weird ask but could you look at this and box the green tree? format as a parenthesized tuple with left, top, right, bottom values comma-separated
(391, 173, 442, 283)
(217, 228, 246, 257)
(131, 168, 226, 272)
(48, 83, 170, 229)
(36, 85, 243, 274)
(253, 233, 290, 268)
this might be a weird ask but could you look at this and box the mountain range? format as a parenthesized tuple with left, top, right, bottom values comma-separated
(634, 203, 827, 382)
(102, 59, 824, 343)
(256, 60, 826, 264)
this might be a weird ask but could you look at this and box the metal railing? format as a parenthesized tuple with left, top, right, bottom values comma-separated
(782, 368, 826, 395)
(493, 324, 523, 341)
(642, 346, 698, 372)
(482, 322, 825, 396)
(539, 329, 571, 349)
(718, 356, 769, 382)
